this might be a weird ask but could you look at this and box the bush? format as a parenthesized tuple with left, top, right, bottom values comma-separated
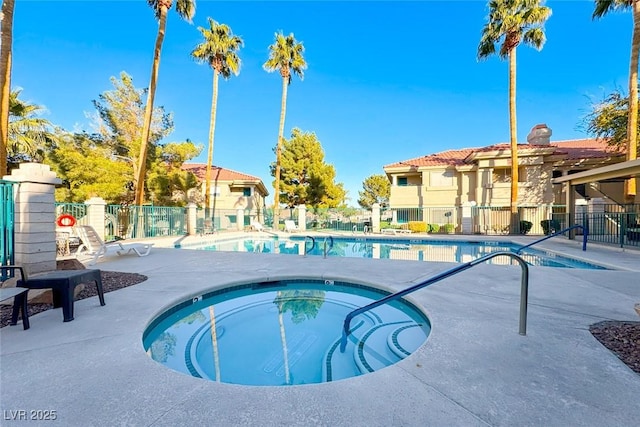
(519, 220, 533, 235)
(408, 221, 428, 233)
(540, 219, 560, 235)
(442, 223, 455, 233)
(428, 223, 440, 233)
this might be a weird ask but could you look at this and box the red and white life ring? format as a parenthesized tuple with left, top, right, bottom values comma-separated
(56, 214, 77, 227)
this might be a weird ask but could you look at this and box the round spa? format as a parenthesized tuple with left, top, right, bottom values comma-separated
(143, 279, 431, 386)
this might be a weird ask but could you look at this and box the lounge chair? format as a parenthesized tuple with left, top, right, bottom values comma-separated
(284, 220, 300, 233)
(74, 225, 153, 265)
(251, 220, 266, 232)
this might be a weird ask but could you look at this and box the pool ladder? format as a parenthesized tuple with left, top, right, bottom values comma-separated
(340, 251, 530, 353)
(304, 236, 334, 258)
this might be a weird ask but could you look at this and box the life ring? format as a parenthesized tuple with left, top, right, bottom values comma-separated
(56, 214, 76, 227)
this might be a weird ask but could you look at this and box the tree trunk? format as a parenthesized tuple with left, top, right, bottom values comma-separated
(626, 0, 640, 203)
(0, 0, 15, 177)
(208, 305, 221, 382)
(273, 76, 288, 230)
(277, 292, 290, 385)
(135, 6, 167, 205)
(205, 69, 219, 213)
(508, 48, 519, 233)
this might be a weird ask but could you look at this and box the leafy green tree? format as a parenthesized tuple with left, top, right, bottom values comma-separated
(48, 131, 131, 203)
(147, 140, 202, 205)
(191, 17, 243, 212)
(358, 174, 390, 209)
(47, 73, 201, 204)
(478, 0, 551, 227)
(274, 128, 346, 209)
(93, 72, 174, 196)
(0, 0, 16, 176)
(6, 89, 56, 167)
(263, 32, 307, 227)
(593, 0, 639, 201)
(136, 0, 196, 206)
(583, 88, 640, 155)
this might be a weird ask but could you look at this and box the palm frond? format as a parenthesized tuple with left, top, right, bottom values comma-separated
(593, 0, 630, 20)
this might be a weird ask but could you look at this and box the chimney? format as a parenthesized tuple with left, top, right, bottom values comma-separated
(527, 123, 552, 145)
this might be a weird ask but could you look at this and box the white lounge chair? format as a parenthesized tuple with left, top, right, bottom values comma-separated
(74, 225, 153, 265)
(284, 220, 300, 233)
(251, 220, 266, 232)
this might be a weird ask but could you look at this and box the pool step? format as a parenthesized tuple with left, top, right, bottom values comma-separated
(353, 321, 411, 374)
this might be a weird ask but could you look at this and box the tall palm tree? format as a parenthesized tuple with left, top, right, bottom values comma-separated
(0, 0, 16, 176)
(478, 0, 551, 231)
(593, 0, 639, 203)
(263, 32, 307, 230)
(191, 17, 242, 212)
(135, 0, 195, 205)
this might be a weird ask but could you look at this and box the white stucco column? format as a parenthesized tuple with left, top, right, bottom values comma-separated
(236, 208, 244, 231)
(187, 203, 197, 235)
(297, 204, 306, 231)
(588, 198, 605, 235)
(461, 201, 476, 234)
(371, 203, 381, 233)
(85, 197, 107, 240)
(4, 163, 61, 274)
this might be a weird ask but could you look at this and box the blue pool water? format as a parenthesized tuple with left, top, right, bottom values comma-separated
(176, 236, 607, 270)
(143, 280, 431, 386)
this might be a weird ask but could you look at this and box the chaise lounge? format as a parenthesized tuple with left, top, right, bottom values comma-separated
(74, 225, 153, 265)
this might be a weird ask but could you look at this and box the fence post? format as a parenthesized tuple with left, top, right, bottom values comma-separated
(298, 204, 306, 231)
(187, 203, 197, 235)
(3, 163, 61, 274)
(85, 197, 107, 240)
(371, 203, 381, 233)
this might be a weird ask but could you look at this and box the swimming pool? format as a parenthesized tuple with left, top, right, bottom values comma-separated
(143, 279, 431, 386)
(176, 236, 607, 269)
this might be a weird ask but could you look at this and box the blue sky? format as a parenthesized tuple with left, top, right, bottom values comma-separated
(12, 0, 631, 206)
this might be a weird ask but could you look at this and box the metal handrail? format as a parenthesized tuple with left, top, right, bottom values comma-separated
(515, 224, 587, 253)
(339, 251, 529, 353)
(323, 236, 334, 258)
(304, 236, 316, 255)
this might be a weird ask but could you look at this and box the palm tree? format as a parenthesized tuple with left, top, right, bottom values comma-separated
(7, 89, 54, 163)
(478, 0, 551, 232)
(0, 0, 16, 176)
(263, 32, 307, 230)
(135, 0, 195, 205)
(593, 0, 639, 203)
(191, 18, 243, 213)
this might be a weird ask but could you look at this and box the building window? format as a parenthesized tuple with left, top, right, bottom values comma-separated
(430, 170, 455, 187)
(493, 167, 525, 183)
(243, 187, 252, 197)
(397, 177, 408, 186)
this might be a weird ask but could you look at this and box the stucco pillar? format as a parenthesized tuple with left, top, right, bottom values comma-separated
(461, 201, 476, 234)
(588, 198, 605, 235)
(187, 203, 197, 235)
(297, 204, 306, 231)
(371, 203, 381, 233)
(564, 180, 576, 239)
(237, 208, 244, 231)
(4, 163, 61, 274)
(85, 197, 107, 240)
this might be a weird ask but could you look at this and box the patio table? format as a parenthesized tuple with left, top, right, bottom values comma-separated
(17, 269, 105, 322)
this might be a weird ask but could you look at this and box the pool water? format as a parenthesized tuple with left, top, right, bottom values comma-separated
(143, 280, 431, 386)
(176, 236, 607, 269)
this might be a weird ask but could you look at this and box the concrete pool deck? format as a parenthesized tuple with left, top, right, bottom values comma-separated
(1, 234, 639, 426)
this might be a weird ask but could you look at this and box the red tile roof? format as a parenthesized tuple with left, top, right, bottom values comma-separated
(384, 138, 622, 169)
(181, 164, 263, 182)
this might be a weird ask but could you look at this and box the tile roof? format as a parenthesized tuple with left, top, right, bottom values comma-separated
(181, 164, 263, 182)
(384, 138, 623, 169)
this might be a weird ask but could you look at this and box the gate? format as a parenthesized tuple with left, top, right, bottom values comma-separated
(0, 180, 16, 270)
